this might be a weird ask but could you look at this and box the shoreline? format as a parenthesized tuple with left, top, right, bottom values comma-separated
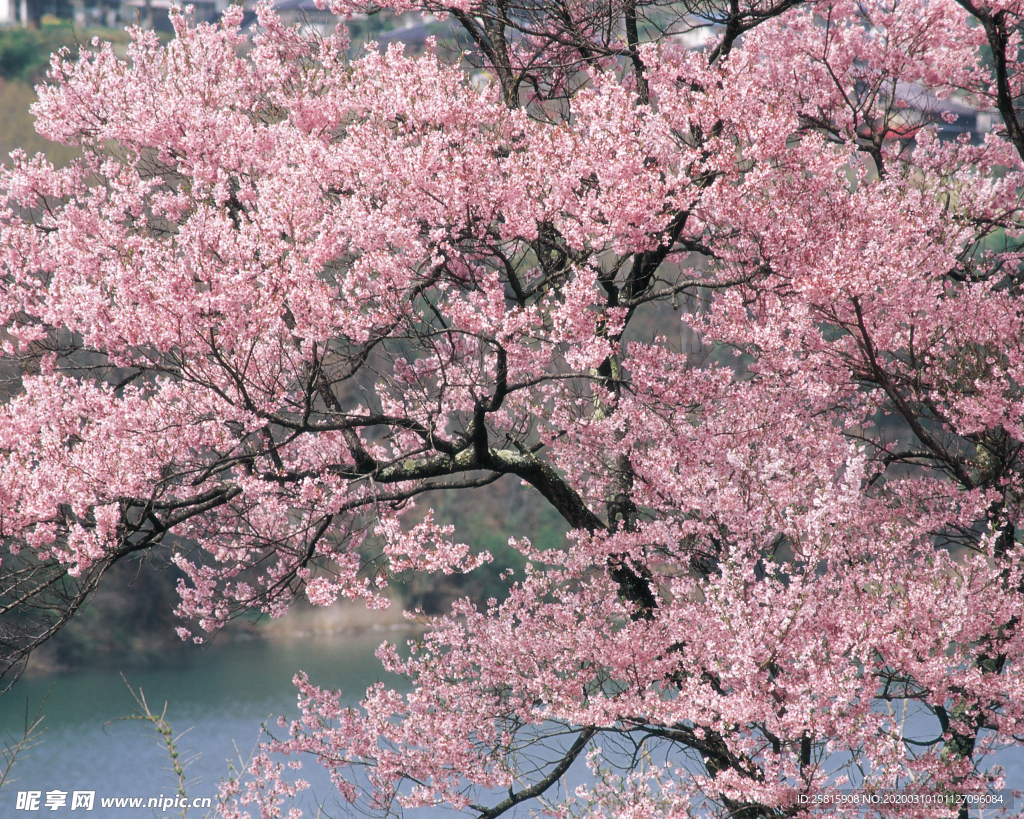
(22, 597, 425, 676)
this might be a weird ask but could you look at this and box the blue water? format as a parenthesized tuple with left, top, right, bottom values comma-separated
(0, 633, 405, 816)
(2, 633, 1022, 818)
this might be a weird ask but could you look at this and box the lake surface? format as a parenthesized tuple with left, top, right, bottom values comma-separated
(0, 632, 409, 816)
(2, 632, 1022, 818)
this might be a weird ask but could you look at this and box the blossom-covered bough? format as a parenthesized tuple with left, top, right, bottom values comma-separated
(3, 0, 1024, 815)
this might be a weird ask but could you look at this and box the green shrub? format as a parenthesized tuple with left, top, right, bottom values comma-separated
(0, 26, 69, 82)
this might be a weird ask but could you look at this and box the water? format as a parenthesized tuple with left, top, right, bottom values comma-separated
(3, 634, 1022, 818)
(0, 633, 406, 816)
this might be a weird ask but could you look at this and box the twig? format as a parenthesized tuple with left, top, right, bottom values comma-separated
(105, 674, 194, 818)
(0, 686, 51, 792)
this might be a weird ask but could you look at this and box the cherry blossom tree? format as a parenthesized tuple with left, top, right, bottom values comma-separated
(3, 0, 1024, 815)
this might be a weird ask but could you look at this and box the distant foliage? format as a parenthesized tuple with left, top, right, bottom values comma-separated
(0, 26, 72, 83)
(0, 25, 140, 83)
